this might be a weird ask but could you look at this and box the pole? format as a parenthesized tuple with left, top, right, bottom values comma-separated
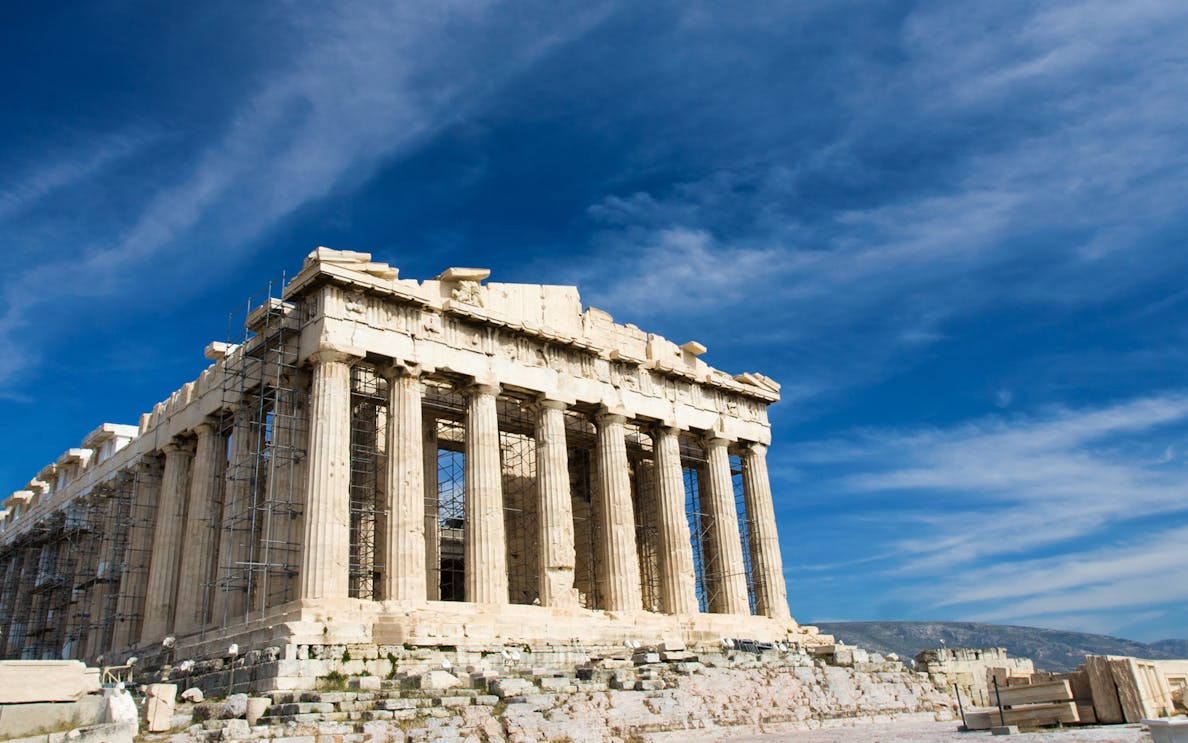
(993, 676, 1006, 727)
(954, 683, 968, 730)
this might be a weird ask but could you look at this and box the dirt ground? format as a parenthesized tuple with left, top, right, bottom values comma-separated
(684, 720, 1152, 743)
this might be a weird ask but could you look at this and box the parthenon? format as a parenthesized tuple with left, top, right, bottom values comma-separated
(0, 248, 809, 686)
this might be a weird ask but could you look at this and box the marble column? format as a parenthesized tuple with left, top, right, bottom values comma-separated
(141, 441, 194, 642)
(464, 384, 507, 604)
(114, 460, 160, 650)
(593, 413, 642, 612)
(652, 426, 698, 615)
(215, 408, 255, 620)
(174, 422, 224, 633)
(535, 399, 578, 607)
(423, 415, 440, 600)
(702, 436, 751, 615)
(383, 365, 426, 602)
(300, 350, 354, 600)
(740, 443, 790, 620)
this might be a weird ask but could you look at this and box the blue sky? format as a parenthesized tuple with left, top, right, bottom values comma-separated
(2, 1, 1187, 642)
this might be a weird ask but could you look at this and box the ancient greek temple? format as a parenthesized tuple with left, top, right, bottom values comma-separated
(0, 248, 803, 681)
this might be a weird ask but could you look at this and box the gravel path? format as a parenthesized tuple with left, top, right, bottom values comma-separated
(683, 720, 1152, 743)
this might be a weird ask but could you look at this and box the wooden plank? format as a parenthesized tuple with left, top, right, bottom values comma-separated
(1002, 701, 1080, 727)
(1076, 702, 1097, 725)
(1085, 655, 1124, 724)
(998, 680, 1074, 707)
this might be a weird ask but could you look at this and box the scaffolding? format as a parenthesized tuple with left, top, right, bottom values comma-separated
(214, 278, 306, 627)
(679, 435, 716, 613)
(348, 365, 387, 600)
(91, 476, 136, 658)
(424, 380, 466, 602)
(564, 410, 600, 610)
(730, 452, 759, 615)
(116, 461, 162, 650)
(498, 395, 537, 606)
(626, 424, 661, 613)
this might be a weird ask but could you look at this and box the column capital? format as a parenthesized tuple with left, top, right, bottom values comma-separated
(742, 440, 768, 456)
(162, 438, 196, 456)
(537, 397, 569, 411)
(308, 347, 358, 365)
(378, 358, 429, 379)
(466, 381, 501, 397)
(701, 432, 735, 449)
(649, 421, 685, 437)
(192, 419, 218, 436)
(595, 411, 627, 426)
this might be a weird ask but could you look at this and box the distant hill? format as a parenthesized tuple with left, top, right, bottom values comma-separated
(810, 621, 1187, 673)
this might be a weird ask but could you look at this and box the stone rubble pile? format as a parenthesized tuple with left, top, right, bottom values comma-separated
(142, 645, 954, 743)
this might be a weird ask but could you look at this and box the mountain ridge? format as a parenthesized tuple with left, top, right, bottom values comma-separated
(811, 621, 1188, 673)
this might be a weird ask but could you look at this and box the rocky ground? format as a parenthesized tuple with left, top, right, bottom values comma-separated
(680, 720, 1153, 742)
(140, 644, 957, 742)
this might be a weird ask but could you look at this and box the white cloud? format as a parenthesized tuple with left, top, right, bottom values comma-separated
(792, 393, 1188, 634)
(0, 2, 612, 391)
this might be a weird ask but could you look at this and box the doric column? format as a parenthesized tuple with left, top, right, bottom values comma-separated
(423, 415, 440, 600)
(703, 436, 750, 615)
(299, 350, 354, 600)
(174, 422, 224, 633)
(740, 443, 790, 620)
(114, 460, 160, 650)
(652, 426, 698, 615)
(535, 399, 578, 607)
(593, 412, 642, 612)
(6, 547, 36, 656)
(464, 383, 507, 604)
(141, 440, 194, 642)
(215, 408, 255, 620)
(382, 365, 426, 602)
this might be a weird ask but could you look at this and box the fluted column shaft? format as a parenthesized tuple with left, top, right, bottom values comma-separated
(114, 461, 160, 650)
(536, 400, 578, 607)
(464, 384, 507, 604)
(299, 351, 354, 600)
(741, 443, 790, 619)
(141, 442, 194, 642)
(423, 417, 440, 600)
(594, 413, 642, 612)
(652, 427, 698, 614)
(703, 437, 750, 614)
(174, 423, 224, 632)
(383, 367, 426, 602)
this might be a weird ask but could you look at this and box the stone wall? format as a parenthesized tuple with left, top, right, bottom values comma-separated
(145, 643, 955, 743)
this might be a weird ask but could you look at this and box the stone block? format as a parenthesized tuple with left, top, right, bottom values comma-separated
(538, 677, 576, 692)
(220, 693, 249, 719)
(489, 677, 535, 698)
(246, 697, 270, 725)
(143, 683, 177, 732)
(210, 718, 250, 740)
(418, 670, 461, 690)
(180, 687, 204, 703)
(350, 676, 382, 691)
(0, 660, 100, 703)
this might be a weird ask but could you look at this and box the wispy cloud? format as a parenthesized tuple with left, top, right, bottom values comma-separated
(570, 0, 1188, 404)
(0, 2, 612, 391)
(791, 393, 1188, 635)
